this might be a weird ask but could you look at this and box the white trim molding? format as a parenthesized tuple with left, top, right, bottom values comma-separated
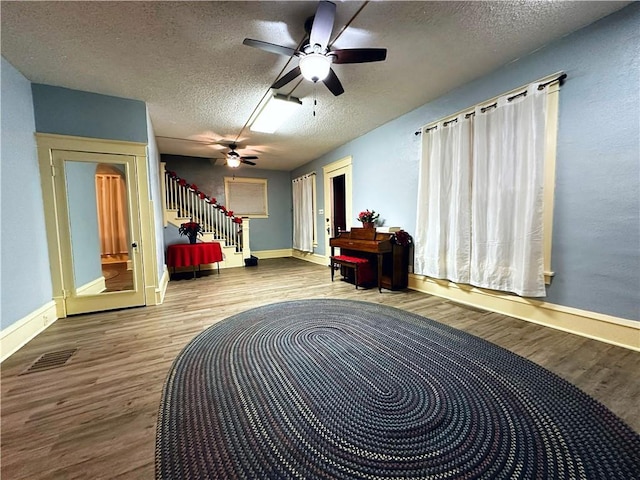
(292, 250, 328, 266)
(253, 248, 294, 259)
(155, 265, 170, 305)
(409, 274, 640, 351)
(1, 301, 58, 363)
(75, 276, 106, 296)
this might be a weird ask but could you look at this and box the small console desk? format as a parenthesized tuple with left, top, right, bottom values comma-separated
(166, 242, 223, 278)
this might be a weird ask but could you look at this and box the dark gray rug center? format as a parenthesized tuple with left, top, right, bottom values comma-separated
(155, 299, 639, 479)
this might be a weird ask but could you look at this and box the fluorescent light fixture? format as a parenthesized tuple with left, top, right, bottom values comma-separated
(250, 94, 302, 134)
(299, 53, 331, 82)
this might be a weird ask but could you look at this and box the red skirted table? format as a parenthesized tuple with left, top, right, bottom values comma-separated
(166, 242, 223, 278)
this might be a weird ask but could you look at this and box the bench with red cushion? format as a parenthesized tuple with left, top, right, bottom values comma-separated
(330, 255, 375, 288)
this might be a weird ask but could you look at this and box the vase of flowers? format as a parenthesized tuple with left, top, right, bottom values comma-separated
(179, 220, 202, 244)
(358, 210, 380, 229)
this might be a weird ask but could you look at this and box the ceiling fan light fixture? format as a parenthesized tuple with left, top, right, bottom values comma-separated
(226, 155, 241, 168)
(299, 53, 331, 82)
(250, 94, 302, 134)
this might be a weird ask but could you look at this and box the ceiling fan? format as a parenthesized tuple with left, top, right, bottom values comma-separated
(225, 143, 258, 168)
(243, 0, 387, 96)
(156, 136, 258, 167)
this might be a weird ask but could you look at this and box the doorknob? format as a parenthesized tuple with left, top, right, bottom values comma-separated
(131, 242, 138, 248)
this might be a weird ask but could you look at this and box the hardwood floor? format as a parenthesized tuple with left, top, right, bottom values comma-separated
(102, 263, 134, 292)
(1, 258, 638, 479)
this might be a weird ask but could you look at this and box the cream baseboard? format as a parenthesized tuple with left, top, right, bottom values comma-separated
(291, 250, 328, 266)
(408, 274, 640, 351)
(253, 248, 294, 259)
(76, 276, 106, 296)
(155, 265, 170, 305)
(167, 249, 292, 277)
(1, 301, 58, 363)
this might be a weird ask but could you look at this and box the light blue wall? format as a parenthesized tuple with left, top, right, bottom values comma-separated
(145, 109, 166, 284)
(64, 161, 102, 288)
(162, 156, 293, 251)
(0, 58, 53, 330)
(30, 83, 167, 288)
(31, 84, 147, 143)
(293, 4, 640, 321)
(1, 65, 153, 333)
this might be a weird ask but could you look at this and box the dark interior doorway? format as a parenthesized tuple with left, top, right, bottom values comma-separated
(332, 174, 346, 235)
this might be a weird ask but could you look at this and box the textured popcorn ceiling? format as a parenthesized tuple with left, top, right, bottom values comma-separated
(1, 1, 629, 171)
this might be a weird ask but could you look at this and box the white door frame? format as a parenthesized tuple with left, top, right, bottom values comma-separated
(322, 156, 353, 261)
(36, 134, 156, 317)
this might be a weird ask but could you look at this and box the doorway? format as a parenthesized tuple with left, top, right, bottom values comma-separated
(323, 156, 353, 259)
(37, 134, 153, 317)
(52, 150, 145, 315)
(96, 164, 134, 292)
(332, 175, 346, 235)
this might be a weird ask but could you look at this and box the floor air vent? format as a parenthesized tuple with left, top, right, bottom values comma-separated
(21, 349, 77, 375)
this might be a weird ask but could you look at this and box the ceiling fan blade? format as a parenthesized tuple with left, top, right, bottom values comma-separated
(323, 68, 344, 96)
(310, 1, 336, 50)
(241, 159, 257, 166)
(243, 38, 296, 57)
(332, 48, 388, 64)
(215, 139, 237, 146)
(156, 136, 216, 145)
(272, 66, 301, 89)
(240, 156, 258, 161)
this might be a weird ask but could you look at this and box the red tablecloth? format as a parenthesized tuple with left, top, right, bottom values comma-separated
(166, 242, 223, 268)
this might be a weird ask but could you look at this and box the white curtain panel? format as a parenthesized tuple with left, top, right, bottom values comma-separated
(415, 116, 472, 283)
(471, 85, 547, 297)
(96, 174, 128, 255)
(292, 175, 314, 253)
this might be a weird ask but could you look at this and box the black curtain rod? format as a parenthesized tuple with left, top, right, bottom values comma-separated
(414, 73, 567, 135)
(538, 73, 567, 90)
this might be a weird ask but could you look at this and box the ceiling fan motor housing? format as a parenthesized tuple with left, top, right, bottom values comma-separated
(243, 0, 387, 97)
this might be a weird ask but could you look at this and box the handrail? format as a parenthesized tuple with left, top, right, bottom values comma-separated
(163, 169, 244, 252)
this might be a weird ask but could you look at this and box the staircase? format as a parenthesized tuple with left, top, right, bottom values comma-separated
(162, 163, 249, 269)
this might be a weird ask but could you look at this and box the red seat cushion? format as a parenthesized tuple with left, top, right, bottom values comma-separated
(333, 255, 370, 264)
(332, 255, 375, 285)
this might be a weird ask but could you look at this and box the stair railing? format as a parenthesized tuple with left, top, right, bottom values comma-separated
(162, 165, 247, 255)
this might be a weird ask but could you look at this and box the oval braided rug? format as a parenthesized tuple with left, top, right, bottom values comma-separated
(155, 299, 640, 479)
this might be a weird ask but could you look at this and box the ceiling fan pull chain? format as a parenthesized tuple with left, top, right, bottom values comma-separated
(313, 85, 317, 117)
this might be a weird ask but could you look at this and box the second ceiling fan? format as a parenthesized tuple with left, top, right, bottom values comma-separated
(243, 1, 387, 96)
(225, 143, 258, 167)
(157, 136, 259, 167)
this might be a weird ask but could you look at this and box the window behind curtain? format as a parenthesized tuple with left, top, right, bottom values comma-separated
(292, 175, 315, 253)
(415, 116, 472, 284)
(415, 75, 561, 297)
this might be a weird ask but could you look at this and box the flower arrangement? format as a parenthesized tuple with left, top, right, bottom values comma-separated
(358, 209, 380, 224)
(178, 220, 202, 243)
(391, 229, 413, 247)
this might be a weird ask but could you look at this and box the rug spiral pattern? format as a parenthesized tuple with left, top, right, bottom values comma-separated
(156, 299, 640, 479)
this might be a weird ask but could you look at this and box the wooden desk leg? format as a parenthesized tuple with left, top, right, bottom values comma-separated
(377, 254, 383, 292)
